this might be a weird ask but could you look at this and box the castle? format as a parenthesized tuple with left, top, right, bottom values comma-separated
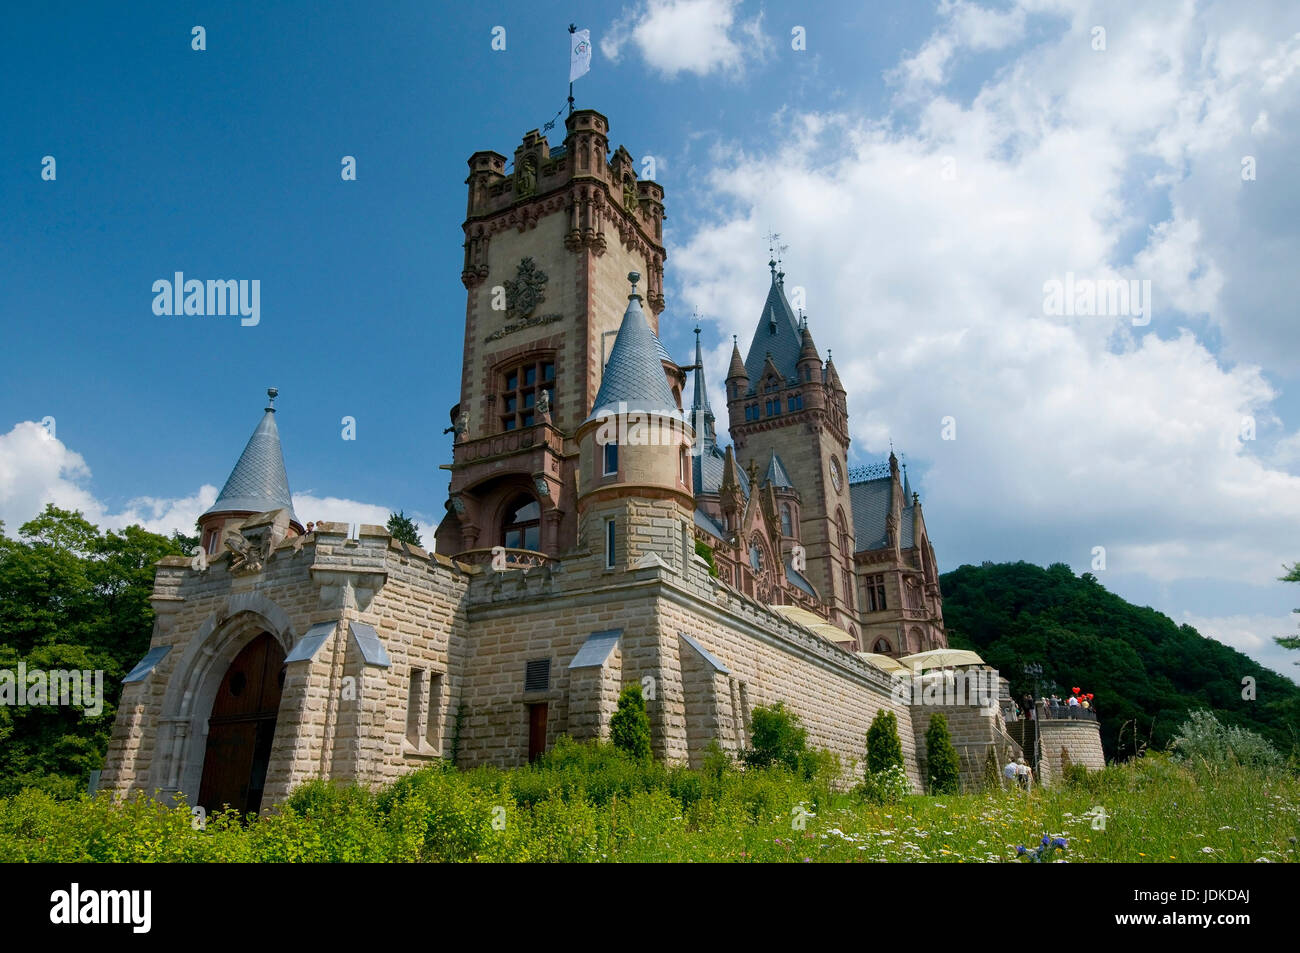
(102, 108, 1060, 815)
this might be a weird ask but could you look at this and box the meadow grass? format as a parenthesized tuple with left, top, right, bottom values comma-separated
(1, 747, 1295, 862)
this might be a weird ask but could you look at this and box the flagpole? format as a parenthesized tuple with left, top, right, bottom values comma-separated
(568, 23, 576, 116)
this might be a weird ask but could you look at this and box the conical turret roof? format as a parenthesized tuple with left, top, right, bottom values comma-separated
(588, 275, 681, 421)
(203, 389, 299, 525)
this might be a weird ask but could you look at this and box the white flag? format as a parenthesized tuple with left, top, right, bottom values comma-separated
(570, 29, 592, 83)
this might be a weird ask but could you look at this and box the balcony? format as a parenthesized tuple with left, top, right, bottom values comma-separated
(456, 547, 556, 570)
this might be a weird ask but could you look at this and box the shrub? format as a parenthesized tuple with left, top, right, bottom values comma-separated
(924, 713, 961, 795)
(743, 702, 806, 772)
(1171, 709, 1282, 772)
(859, 763, 912, 805)
(609, 684, 653, 763)
(694, 540, 719, 577)
(866, 710, 905, 776)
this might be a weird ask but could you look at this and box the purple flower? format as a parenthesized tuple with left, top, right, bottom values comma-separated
(1041, 834, 1051, 847)
(1052, 838, 1067, 849)
(1016, 845, 1027, 855)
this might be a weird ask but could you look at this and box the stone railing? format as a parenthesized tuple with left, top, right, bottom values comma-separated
(455, 548, 556, 570)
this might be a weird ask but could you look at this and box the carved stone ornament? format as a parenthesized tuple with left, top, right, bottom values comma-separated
(514, 156, 536, 198)
(504, 257, 547, 319)
(623, 178, 638, 214)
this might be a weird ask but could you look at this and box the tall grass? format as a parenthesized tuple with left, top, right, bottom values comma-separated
(1, 742, 1296, 862)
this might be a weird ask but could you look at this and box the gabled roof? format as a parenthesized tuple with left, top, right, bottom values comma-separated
(589, 287, 681, 421)
(203, 393, 299, 524)
(763, 451, 794, 489)
(743, 264, 803, 387)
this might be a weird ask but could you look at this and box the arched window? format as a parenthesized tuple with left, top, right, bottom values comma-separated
(873, 637, 892, 654)
(780, 504, 792, 536)
(836, 509, 850, 555)
(501, 494, 540, 550)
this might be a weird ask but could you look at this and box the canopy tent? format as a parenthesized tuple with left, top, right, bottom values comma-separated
(769, 604, 856, 648)
(855, 652, 911, 675)
(897, 648, 986, 672)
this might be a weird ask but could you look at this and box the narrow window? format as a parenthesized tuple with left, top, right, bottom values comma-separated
(406, 668, 426, 748)
(603, 441, 619, 475)
(605, 518, 616, 569)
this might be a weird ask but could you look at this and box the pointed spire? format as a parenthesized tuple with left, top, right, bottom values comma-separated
(727, 336, 748, 383)
(825, 351, 845, 393)
(902, 460, 912, 501)
(798, 324, 820, 365)
(203, 388, 300, 527)
(744, 261, 803, 384)
(690, 326, 716, 447)
(588, 272, 679, 421)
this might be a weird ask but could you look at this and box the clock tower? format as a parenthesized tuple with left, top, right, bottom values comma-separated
(725, 261, 857, 632)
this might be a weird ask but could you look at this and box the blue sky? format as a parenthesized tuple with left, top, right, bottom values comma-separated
(4, 0, 1300, 682)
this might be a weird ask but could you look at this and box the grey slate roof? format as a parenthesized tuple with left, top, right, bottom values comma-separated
(679, 632, 730, 674)
(203, 407, 299, 523)
(785, 560, 818, 598)
(763, 452, 794, 488)
(693, 443, 727, 495)
(693, 507, 727, 539)
(569, 629, 622, 669)
(123, 646, 170, 683)
(743, 268, 804, 388)
(588, 293, 682, 421)
(849, 475, 914, 551)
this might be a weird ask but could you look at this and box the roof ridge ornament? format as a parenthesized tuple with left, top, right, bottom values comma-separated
(266, 387, 278, 413)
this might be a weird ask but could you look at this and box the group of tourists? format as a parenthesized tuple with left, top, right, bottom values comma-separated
(1002, 756, 1034, 789)
(1015, 687, 1098, 721)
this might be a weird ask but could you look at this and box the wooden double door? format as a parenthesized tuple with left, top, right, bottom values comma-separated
(198, 633, 285, 816)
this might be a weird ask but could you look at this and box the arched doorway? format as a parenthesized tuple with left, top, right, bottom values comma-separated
(198, 632, 285, 815)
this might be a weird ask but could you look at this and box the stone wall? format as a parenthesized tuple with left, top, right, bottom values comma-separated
(909, 706, 1023, 792)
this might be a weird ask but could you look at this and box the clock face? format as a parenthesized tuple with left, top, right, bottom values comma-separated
(830, 457, 843, 491)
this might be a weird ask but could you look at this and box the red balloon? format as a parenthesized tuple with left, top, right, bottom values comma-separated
(1087, 693, 1094, 699)
(1072, 687, 1080, 694)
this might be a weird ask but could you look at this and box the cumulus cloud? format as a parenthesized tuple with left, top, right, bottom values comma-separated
(671, 0, 1300, 593)
(1181, 611, 1300, 685)
(602, 0, 770, 78)
(0, 420, 439, 547)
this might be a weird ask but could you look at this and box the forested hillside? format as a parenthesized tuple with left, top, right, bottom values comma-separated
(940, 561, 1300, 760)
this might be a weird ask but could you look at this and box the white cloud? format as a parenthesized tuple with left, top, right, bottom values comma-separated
(1181, 611, 1300, 684)
(0, 420, 441, 548)
(672, 0, 1300, 596)
(602, 0, 770, 78)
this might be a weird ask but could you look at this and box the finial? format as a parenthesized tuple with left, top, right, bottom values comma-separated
(769, 258, 777, 276)
(826, 349, 832, 362)
(627, 271, 641, 298)
(266, 387, 278, 412)
(732, 334, 738, 346)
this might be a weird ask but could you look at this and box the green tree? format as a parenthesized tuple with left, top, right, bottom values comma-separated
(924, 713, 961, 795)
(1276, 562, 1300, 666)
(0, 504, 187, 797)
(743, 702, 807, 772)
(694, 540, 719, 578)
(866, 709, 904, 776)
(387, 511, 423, 547)
(609, 683, 652, 762)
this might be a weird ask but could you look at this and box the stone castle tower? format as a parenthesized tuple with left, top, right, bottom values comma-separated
(98, 105, 1072, 816)
(437, 110, 674, 564)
